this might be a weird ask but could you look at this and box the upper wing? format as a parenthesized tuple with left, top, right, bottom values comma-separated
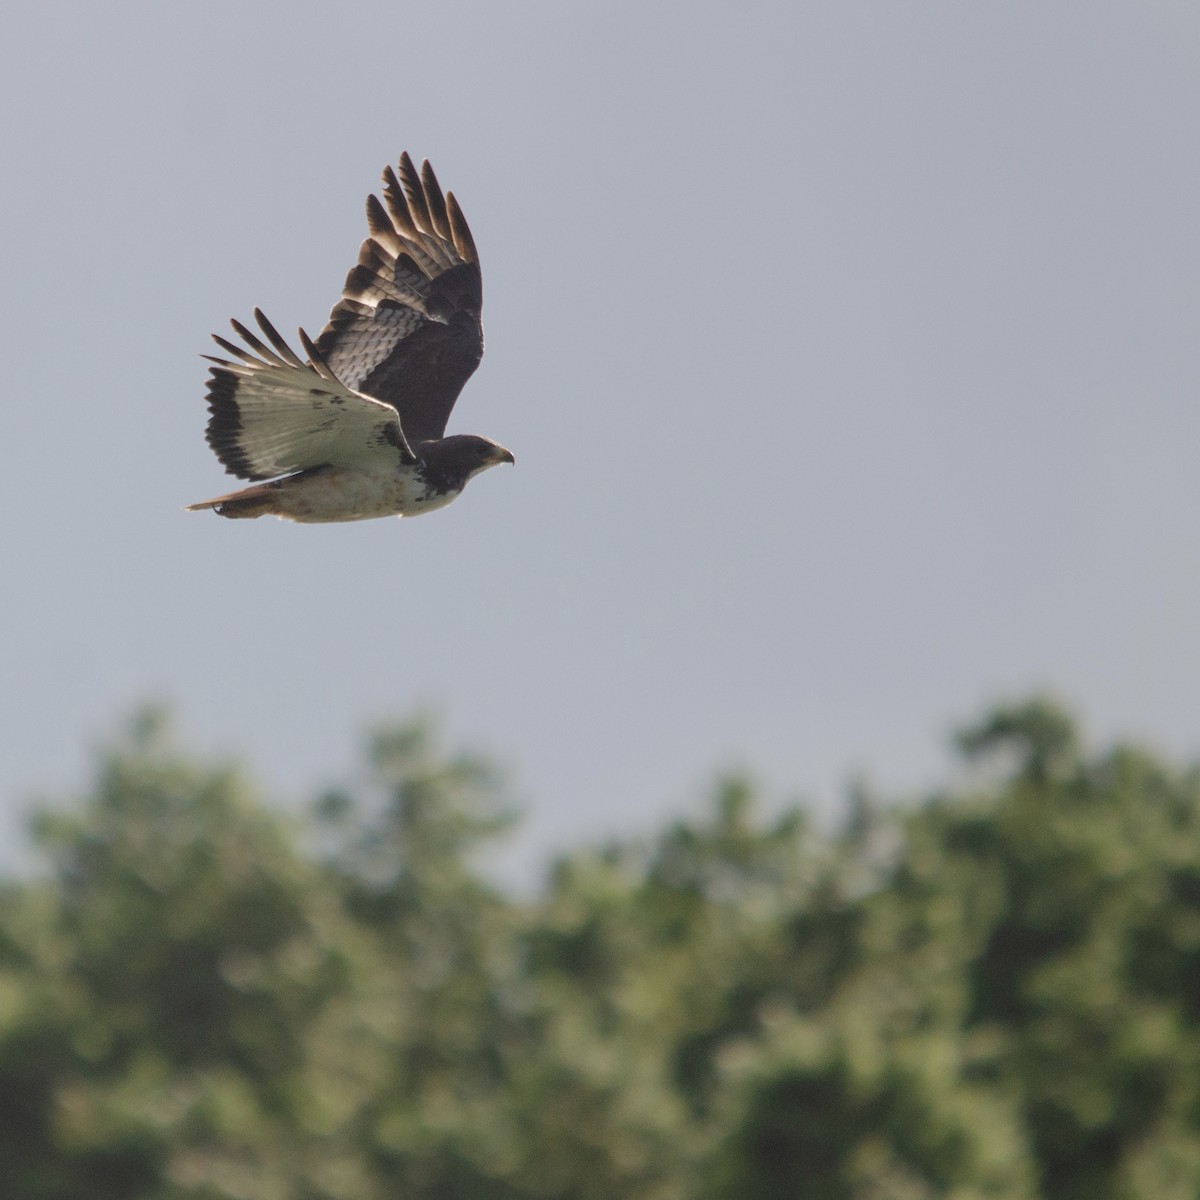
(313, 153, 484, 447)
(203, 309, 415, 481)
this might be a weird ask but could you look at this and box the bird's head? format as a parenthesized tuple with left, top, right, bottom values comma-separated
(419, 434, 514, 491)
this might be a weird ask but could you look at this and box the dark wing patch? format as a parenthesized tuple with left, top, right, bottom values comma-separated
(313, 154, 484, 447)
(203, 309, 414, 481)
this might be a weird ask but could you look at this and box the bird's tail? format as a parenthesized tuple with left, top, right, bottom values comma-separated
(186, 481, 281, 519)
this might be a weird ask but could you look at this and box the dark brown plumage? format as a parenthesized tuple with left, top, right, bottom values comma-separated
(312, 154, 484, 449)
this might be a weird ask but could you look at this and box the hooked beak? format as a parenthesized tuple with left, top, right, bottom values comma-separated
(493, 445, 515, 466)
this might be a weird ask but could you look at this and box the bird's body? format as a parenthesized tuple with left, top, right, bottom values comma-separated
(190, 463, 448, 524)
(188, 154, 511, 523)
(190, 436, 511, 523)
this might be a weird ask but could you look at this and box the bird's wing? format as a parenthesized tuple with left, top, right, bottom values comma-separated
(313, 153, 484, 448)
(202, 309, 415, 481)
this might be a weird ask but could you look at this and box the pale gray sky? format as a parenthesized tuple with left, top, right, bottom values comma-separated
(3, 2, 1199, 875)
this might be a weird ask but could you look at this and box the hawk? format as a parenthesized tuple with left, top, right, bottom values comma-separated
(187, 153, 512, 522)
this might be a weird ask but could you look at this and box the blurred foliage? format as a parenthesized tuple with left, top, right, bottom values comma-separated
(4, 698, 1200, 1197)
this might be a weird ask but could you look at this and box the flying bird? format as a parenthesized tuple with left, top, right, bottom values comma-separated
(187, 153, 512, 522)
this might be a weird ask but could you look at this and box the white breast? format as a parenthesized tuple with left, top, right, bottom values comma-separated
(271, 467, 459, 523)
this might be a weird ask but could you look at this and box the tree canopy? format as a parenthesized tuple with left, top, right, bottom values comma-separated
(3, 699, 1200, 1198)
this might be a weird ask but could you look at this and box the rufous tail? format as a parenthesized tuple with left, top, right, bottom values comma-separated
(186, 482, 280, 519)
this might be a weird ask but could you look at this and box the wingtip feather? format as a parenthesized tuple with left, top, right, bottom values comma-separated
(445, 191, 478, 263)
(420, 159, 452, 242)
(228, 316, 286, 367)
(253, 308, 305, 367)
(298, 326, 337, 381)
(397, 153, 433, 234)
